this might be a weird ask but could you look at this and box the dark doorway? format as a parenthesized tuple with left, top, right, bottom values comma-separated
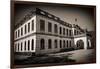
(76, 40, 84, 49)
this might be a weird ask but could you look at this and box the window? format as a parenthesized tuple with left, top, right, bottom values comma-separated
(48, 39, 52, 49)
(21, 42, 23, 51)
(24, 41, 26, 51)
(67, 40, 68, 47)
(28, 23, 30, 32)
(67, 29, 69, 36)
(32, 20, 34, 31)
(70, 41, 71, 47)
(40, 39, 45, 50)
(66, 29, 68, 36)
(15, 44, 17, 51)
(69, 41, 71, 47)
(63, 28, 65, 35)
(63, 40, 65, 48)
(77, 42, 79, 47)
(18, 30, 20, 37)
(60, 40, 62, 48)
(40, 20, 45, 31)
(21, 27, 23, 36)
(18, 43, 19, 51)
(16, 31, 17, 38)
(54, 39, 57, 48)
(74, 30, 76, 35)
(77, 31, 78, 35)
(31, 39, 34, 50)
(59, 27, 62, 34)
(28, 40, 30, 50)
(48, 22, 52, 32)
(25, 25, 27, 34)
(69, 30, 72, 36)
(54, 24, 58, 33)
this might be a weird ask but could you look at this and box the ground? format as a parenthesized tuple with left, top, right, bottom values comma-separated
(48, 49, 96, 63)
(15, 49, 96, 65)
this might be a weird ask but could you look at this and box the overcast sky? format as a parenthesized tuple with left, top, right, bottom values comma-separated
(15, 3, 96, 31)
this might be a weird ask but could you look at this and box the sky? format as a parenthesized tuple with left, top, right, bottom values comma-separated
(15, 2, 96, 31)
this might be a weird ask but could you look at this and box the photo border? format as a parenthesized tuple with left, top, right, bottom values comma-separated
(11, 1, 96, 68)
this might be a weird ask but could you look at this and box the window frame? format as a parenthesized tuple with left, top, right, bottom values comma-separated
(40, 19, 45, 31)
(40, 39, 45, 50)
(48, 39, 52, 49)
(48, 22, 52, 32)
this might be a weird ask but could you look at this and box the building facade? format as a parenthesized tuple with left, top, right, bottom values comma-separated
(14, 8, 92, 55)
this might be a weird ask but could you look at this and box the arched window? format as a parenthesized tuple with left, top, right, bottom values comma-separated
(54, 24, 58, 33)
(28, 40, 30, 50)
(69, 40, 70, 47)
(63, 40, 65, 48)
(31, 39, 34, 50)
(54, 39, 57, 48)
(60, 40, 62, 48)
(15, 44, 17, 52)
(16, 31, 17, 38)
(24, 41, 26, 51)
(77, 41, 79, 47)
(40, 39, 45, 50)
(48, 39, 52, 49)
(21, 42, 23, 51)
(70, 41, 71, 47)
(18, 43, 19, 51)
(67, 40, 68, 47)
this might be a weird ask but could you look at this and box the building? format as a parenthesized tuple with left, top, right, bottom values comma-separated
(14, 8, 92, 56)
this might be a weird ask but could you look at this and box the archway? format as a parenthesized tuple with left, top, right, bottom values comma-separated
(87, 39, 92, 49)
(76, 40, 84, 49)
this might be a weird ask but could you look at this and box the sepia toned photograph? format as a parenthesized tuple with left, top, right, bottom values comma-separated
(11, 1, 96, 68)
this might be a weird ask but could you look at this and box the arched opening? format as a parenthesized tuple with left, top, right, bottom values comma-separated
(60, 40, 62, 48)
(87, 39, 92, 49)
(76, 40, 84, 49)
(24, 41, 26, 51)
(40, 39, 45, 50)
(54, 39, 57, 48)
(48, 39, 52, 49)
(28, 40, 30, 51)
(31, 39, 34, 50)
(21, 42, 23, 51)
(54, 24, 58, 33)
(63, 40, 65, 48)
(18, 43, 19, 52)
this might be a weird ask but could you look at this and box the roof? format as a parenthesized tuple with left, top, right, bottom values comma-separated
(15, 8, 73, 29)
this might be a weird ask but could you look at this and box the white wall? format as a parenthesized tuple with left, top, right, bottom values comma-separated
(35, 15, 74, 54)
(36, 15, 72, 37)
(74, 36, 87, 49)
(14, 15, 36, 40)
(15, 35, 36, 52)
